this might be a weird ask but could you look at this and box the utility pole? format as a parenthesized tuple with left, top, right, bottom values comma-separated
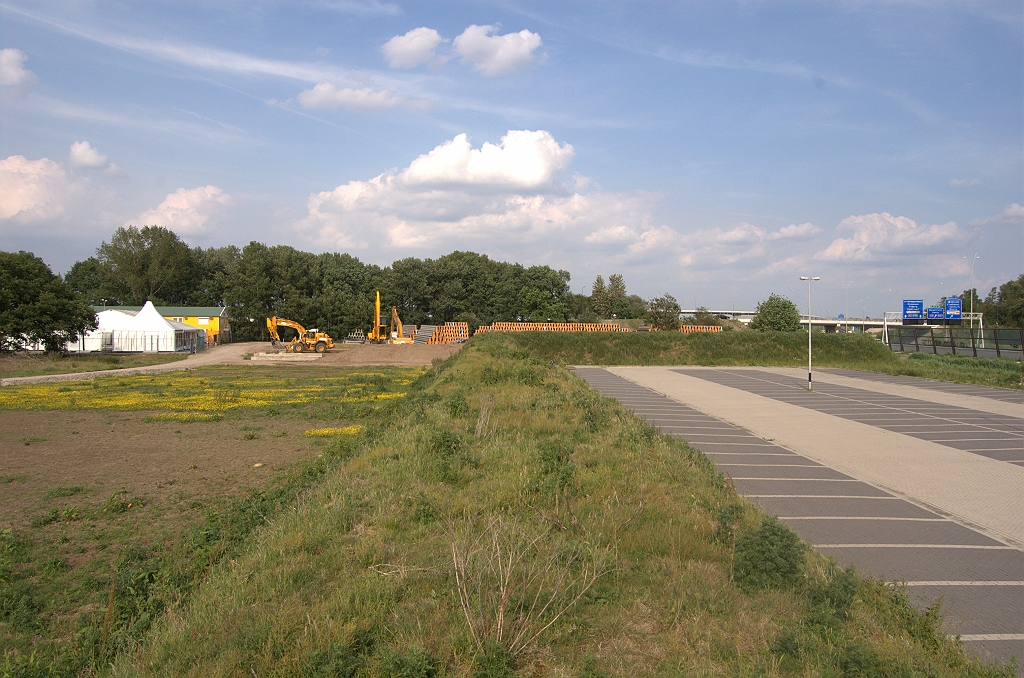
(967, 254, 979, 329)
(800, 276, 820, 391)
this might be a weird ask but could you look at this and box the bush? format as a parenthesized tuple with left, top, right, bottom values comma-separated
(733, 516, 805, 591)
(647, 294, 682, 331)
(749, 294, 801, 332)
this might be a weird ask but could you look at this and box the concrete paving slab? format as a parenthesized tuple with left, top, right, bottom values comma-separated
(820, 368, 1024, 406)
(816, 546, 1024, 582)
(756, 496, 937, 518)
(784, 518, 1004, 546)
(907, 584, 1024, 634)
(608, 366, 1024, 548)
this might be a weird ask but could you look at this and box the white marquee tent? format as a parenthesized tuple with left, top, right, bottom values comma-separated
(70, 301, 206, 353)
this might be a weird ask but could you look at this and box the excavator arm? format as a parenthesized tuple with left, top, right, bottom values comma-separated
(266, 316, 306, 346)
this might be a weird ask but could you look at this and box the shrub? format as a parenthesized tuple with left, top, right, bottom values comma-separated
(647, 294, 682, 331)
(733, 516, 805, 591)
(380, 645, 439, 678)
(749, 294, 801, 332)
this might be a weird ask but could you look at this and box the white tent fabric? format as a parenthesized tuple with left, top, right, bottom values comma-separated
(71, 302, 206, 353)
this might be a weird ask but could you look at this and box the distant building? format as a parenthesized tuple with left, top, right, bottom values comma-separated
(69, 302, 206, 353)
(93, 305, 231, 344)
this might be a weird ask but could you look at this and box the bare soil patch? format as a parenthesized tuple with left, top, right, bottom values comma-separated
(278, 341, 461, 366)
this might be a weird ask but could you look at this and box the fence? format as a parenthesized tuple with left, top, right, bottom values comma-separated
(886, 326, 1023, 361)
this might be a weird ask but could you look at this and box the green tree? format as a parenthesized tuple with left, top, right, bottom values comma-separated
(0, 251, 97, 352)
(994, 274, 1024, 327)
(749, 294, 801, 332)
(692, 307, 722, 326)
(607, 273, 631, 318)
(647, 294, 681, 331)
(96, 226, 194, 304)
(591, 275, 610, 318)
(64, 256, 104, 303)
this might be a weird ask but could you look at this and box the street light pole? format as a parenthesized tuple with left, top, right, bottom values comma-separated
(800, 276, 820, 391)
(968, 254, 979, 329)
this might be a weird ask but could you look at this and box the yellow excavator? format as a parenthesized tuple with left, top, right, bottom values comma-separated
(266, 316, 335, 353)
(367, 291, 415, 345)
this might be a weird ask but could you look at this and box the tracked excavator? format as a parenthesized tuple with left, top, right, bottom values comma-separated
(266, 316, 335, 353)
(367, 291, 415, 345)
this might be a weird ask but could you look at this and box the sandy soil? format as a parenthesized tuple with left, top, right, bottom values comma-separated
(0, 409, 320, 532)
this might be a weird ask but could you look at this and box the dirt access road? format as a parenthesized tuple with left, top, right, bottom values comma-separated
(0, 341, 462, 386)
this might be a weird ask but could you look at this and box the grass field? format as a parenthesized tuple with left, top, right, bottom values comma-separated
(498, 331, 1024, 390)
(90, 336, 1009, 677)
(0, 365, 423, 676)
(0, 352, 189, 380)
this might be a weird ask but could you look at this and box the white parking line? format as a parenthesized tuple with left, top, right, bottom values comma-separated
(904, 581, 1024, 586)
(960, 634, 1024, 641)
(816, 544, 1014, 549)
(780, 517, 947, 521)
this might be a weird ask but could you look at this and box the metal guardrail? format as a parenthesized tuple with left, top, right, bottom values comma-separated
(886, 327, 1024, 361)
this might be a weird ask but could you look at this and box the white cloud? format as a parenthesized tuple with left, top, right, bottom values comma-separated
(768, 222, 820, 240)
(68, 141, 108, 169)
(296, 82, 398, 110)
(815, 212, 963, 262)
(0, 155, 115, 243)
(949, 177, 981, 187)
(970, 204, 1024, 227)
(453, 25, 543, 76)
(402, 130, 573, 188)
(0, 48, 36, 87)
(0, 156, 77, 220)
(296, 130, 648, 252)
(136, 185, 231, 235)
(382, 27, 447, 69)
(0, 48, 38, 99)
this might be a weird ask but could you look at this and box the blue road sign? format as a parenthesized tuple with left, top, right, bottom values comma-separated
(927, 307, 945, 321)
(903, 300, 924, 320)
(945, 297, 963, 319)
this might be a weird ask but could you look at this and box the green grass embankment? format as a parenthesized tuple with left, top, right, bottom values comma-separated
(500, 331, 1024, 389)
(111, 336, 1010, 677)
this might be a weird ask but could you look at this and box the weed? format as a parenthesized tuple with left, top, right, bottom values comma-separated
(143, 412, 223, 423)
(103, 490, 142, 514)
(32, 506, 80, 527)
(472, 641, 517, 678)
(733, 515, 805, 592)
(1, 475, 27, 484)
(380, 645, 439, 678)
(44, 486, 85, 499)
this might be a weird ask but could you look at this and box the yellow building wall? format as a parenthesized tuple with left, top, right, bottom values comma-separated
(165, 315, 231, 343)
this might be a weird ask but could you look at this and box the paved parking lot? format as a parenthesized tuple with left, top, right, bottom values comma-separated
(822, 368, 1024, 405)
(571, 366, 1024, 666)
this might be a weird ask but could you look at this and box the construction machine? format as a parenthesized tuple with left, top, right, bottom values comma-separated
(266, 316, 335, 353)
(367, 291, 415, 344)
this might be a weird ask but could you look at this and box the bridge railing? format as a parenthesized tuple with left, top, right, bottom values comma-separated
(886, 326, 1023, 360)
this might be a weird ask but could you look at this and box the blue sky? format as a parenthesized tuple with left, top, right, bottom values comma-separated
(1, 0, 1021, 317)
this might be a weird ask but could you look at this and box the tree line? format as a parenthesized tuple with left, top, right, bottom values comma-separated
(59, 226, 652, 342)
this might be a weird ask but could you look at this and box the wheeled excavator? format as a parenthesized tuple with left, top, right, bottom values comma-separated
(266, 316, 335, 353)
(367, 291, 415, 345)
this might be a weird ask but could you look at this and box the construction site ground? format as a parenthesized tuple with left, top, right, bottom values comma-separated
(0, 341, 462, 386)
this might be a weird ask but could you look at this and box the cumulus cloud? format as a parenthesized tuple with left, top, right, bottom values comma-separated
(815, 212, 963, 262)
(949, 177, 981, 187)
(0, 155, 77, 220)
(296, 82, 398, 110)
(970, 204, 1024, 227)
(68, 141, 108, 169)
(382, 27, 447, 68)
(297, 129, 647, 251)
(453, 25, 543, 76)
(136, 185, 231, 235)
(768, 222, 820, 240)
(0, 48, 38, 98)
(0, 154, 117, 244)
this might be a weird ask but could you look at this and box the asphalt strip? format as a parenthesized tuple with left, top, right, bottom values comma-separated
(606, 366, 1024, 550)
